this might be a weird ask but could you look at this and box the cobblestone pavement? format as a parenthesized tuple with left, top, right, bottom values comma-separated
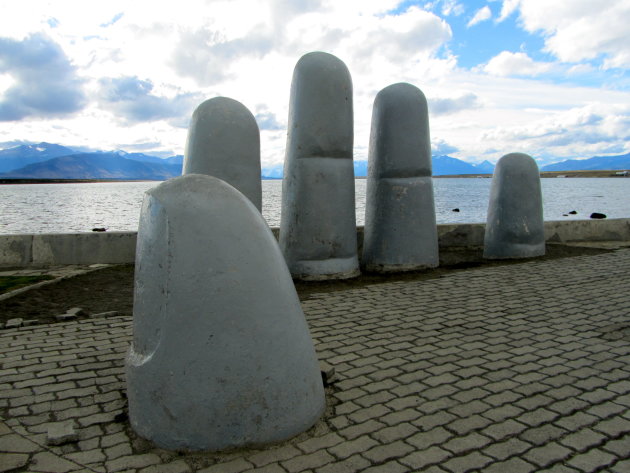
(1, 249, 630, 472)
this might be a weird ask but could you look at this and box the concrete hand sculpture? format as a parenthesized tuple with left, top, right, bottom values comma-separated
(183, 97, 262, 211)
(362, 83, 439, 272)
(280, 52, 359, 280)
(484, 152, 545, 259)
(127, 174, 325, 451)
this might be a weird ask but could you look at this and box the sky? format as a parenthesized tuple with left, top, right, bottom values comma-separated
(0, 0, 629, 168)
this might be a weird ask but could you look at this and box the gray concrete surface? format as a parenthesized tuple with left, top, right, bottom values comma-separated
(1, 219, 629, 267)
(362, 83, 439, 272)
(484, 153, 545, 259)
(183, 97, 262, 211)
(279, 52, 359, 281)
(127, 174, 324, 450)
(2, 246, 630, 472)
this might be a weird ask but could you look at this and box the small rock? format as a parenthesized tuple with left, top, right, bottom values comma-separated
(55, 313, 78, 321)
(452, 208, 460, 212)
(47, 421, 78, 446)
(569, 210, 577, 214)
(5, 318, 23, 329)
(67, 307, 86, 316)
(21, 319, 39, 327)
(590, 212, 607, 219)
(90, 311, 119, 319)
(320, 362, 337, 386)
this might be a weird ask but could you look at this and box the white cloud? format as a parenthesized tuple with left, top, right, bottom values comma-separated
(467, 6, 492, 27)
(497, 0, 520, 22)
(441, 0, 464, 16)
(429, 93, 480, 115)
(479, 103, 630, 160)
(483, 51, 553, 77)
(509, 0, 630, 68)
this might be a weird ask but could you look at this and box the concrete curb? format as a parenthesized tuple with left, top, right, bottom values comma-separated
(0, 219, 628, 268)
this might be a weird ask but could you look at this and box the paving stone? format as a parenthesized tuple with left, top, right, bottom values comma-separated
(482, 437, 531, 461)
(281, 451, 335, 472)
(248, 445, 301, 467)
(565, 449, 617, 471)
(560, 428, 607, 452)
(399, 446, 452, 470)
(602, 434, 630, 457)
(361, 440, 414, 463)
(338, 420, 386, 440)
(482, 457, 536, 473)
(592, 416, 630, 437)
(315, 454, 370, 473)
(523, 442, 573, 468)
(297, 432, 344, 454)
(0, 433, 40, 452)
(198, 458, 254, 473)
(447, 414, 493, 435)
(611, 458, 630, 473)
(519, 424, 568, 446)
(65, 448, 106, 464)
(105, 442, 133, 460)
(441, 451, 492, 473)
(360, 460, 407, 473)
(29, 451, 83, 472)
(406, 426, 452, 450)
(370, 422, 418, 443)
(442, 432, 492, 454)
(243, 464, 286, 473)
(106, 453, 162, 472)
(0, 452, 29, 472)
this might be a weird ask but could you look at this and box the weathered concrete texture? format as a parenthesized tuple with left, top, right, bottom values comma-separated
(363, 83, 439, 272)
(484, 153, 545, 259)
(31, 232, 137, 265)
(279, 52, 359, 280)
(183, 97, 262, 211)
(545, 218, 630, 243)
(0, 234, 33, 266)
(126, 174, 324, 451)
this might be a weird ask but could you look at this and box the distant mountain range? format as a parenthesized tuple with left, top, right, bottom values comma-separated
(1, 142, 628, 180)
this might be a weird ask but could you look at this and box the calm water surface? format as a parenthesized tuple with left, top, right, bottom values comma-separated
(0, 178, 628, 234)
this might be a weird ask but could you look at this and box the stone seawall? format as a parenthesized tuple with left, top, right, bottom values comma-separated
(1, 218, 629, 267)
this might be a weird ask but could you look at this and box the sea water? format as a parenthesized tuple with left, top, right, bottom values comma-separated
(0, 178, 628, 234)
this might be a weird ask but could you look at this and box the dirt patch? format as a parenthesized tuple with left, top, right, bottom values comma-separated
(0, 244, 611, 326)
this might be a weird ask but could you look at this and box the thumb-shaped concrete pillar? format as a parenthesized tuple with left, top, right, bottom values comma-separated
(484, 152, 545, 259)
(126, 174, 324, 451)
(279, 51, 359, 280)
(183, 97, 262, 211)
(362, 83, 439, 272)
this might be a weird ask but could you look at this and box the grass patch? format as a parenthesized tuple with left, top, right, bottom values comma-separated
(0, 275, 56, 294)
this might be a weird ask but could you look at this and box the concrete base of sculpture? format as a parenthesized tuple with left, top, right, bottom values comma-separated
(126, 174, 325, 451)
(484, 152, 545, 260)
(282, 156, 360, 281)
(363, 176, 439, 272)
